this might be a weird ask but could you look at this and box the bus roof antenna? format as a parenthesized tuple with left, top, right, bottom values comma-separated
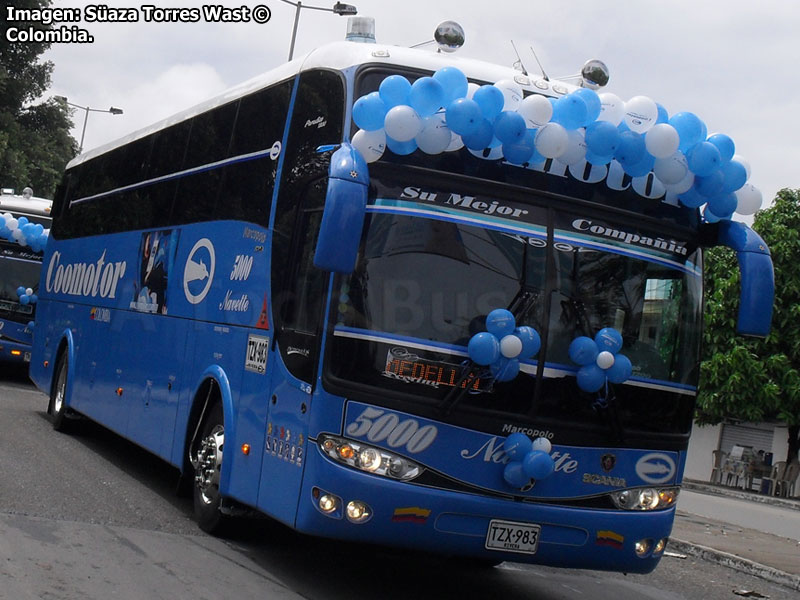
(529, 45, 550, 81)
(510, 41, 528, 76)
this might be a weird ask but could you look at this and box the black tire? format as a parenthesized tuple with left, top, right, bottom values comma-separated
(49, 352, 73, 432)
(191, 402, 229, 534)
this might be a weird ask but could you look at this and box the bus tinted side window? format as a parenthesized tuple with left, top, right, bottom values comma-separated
(272, 69, 345, 383)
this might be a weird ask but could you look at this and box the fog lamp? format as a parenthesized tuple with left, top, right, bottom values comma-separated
(653, 537, 667, 555)
(319, 494, 339, 514)
(634, 539, 652, 557)
(346, 500, 372, 523)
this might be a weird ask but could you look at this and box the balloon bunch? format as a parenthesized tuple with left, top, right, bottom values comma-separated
(0, 213, 49, 252)
(16, 286, 38, 306)
(502, 432, 555, 488)
(568, 328, 632, 394)
(350, 68, 762, 221)
(466, 308, 540, 383)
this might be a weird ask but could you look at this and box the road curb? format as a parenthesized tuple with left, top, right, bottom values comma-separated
(669, 538, 800, 592)
(682, 480, 800, 511)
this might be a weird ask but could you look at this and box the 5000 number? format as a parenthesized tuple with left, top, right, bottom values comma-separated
(345, 407, 438, 454)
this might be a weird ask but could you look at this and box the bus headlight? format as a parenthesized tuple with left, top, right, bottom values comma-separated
(610, 486, 680, 510)
(318, 434, 423, 481)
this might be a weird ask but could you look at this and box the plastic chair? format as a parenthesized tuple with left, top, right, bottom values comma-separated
(710, 450, 726, 484)
(777, 462, 799, 498)
(762, 461, 786, 496)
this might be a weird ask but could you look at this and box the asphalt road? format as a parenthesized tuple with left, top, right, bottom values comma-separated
(1, 366, 796, 600)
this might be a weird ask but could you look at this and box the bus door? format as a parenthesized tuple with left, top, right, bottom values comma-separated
(258, 179, 328, 524)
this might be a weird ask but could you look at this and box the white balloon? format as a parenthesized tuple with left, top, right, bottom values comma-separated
(557, 128, 587, 166)
(517, 94, 553, 128)
(663, 171, 695, 195)
(384, 105, 422, 142)
(645, 123, 680, 158)
(623, 95, 658, 133)
(531, 437, 552, 454)
(446, 133, 464, 152)
(351, 128, 386, 163)
(534, 122, 569, 158)
(732, 154, 751, 180)
(494, 79, 523, 111)
(596, 350, 615, 369)
(465, 82, 480, 100)
(653, 151, 689, 185)
(25, 287, 33, 296)
(735, 183, 763, 215)
(12, 229, 23, 240)
(415, 112, 452, 154)
(597, 93, 624, 125)
(6, 218, 18, 230)
(500, 334, 523, 358)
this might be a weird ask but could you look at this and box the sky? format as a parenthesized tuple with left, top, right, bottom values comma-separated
(33, 0, 800, 216)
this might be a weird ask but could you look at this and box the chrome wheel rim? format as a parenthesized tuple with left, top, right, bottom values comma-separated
(194, 425, 224, 505)
(53, 362, 67, 414)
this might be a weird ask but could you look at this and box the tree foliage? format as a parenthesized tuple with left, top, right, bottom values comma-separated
(698, 188, 800, 462)
(0, 0, 77, 197)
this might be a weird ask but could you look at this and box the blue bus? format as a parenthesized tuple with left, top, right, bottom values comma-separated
(1, 188, 52, 364)
(30, 39, 773, 573)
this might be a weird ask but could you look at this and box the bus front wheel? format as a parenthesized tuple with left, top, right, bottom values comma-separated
(49, 353, 73, 432)
(191, 402, 229, 534)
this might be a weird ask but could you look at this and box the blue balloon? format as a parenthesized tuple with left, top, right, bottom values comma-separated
(17, 216, 29, 227)
(408, 76, 445, 117)
(16, 286, 26, 297)
(27, 321, 35, 330)
(386, 136, 418, 156)
(577, 364, 606, 392)
(585, 150, 613, 166)
(687, 141, 721, 177)
(669, 112, 705, 152)
(514, 326, 541, 358)
(468, 331, 501, 365)
(585, 121, 620, 156)
(553, 94, 589, 130)
(19, 294, 30, 305)
(502, 140, 535, 165)
(606, 354, 632, 383)
(523, 450, 555, 480)
(486, 308, 516, 337)
(504, 433, 533, 461)
(461, 118, 494, 150)
(433, 67, 468, 104)
(29, 294, 38, 304)
(379, 75, 411, 108)
(720, 159, 747, 193)
(703, 206, 722, 223)
(472, 85, 504, 121)
(491, 357, 520, 382)
(569, 336, 598, 366)
(678, 186, 707, 208)
(445, 98, 482, 136)
(573, 88, 602, 124)
(493, 111, 527, 145)
(595, 328, 623, 353)
(503, 461, 531, 487)
(708, 193, 738, 218)
(655, 103, 669, 124)
(707, 133, 735, 162)
(695, 171, 724, 197)
(352, 92, 387, 131)
(614, 131, 646, 166)
(622, 151, 655, 177)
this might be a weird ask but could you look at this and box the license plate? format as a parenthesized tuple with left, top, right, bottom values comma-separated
(485, 519, 541, 554)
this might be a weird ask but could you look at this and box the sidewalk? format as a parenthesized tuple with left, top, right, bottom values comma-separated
(670, 479, 800, 591)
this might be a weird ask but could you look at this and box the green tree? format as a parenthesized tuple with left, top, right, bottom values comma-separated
(0, 0, 77, 197)
(698, 189, 800, 464)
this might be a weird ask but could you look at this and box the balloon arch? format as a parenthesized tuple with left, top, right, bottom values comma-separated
(351, 67, 762, 221)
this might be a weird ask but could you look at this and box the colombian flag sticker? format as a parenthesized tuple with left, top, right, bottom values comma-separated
(596, 530, 624, 549)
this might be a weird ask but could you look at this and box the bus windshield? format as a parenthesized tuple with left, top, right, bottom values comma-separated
(327, 170, 703, 440)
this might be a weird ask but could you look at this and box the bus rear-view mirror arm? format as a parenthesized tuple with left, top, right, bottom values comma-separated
(705, 220, 774, 338)
(313, 142, 369, 274)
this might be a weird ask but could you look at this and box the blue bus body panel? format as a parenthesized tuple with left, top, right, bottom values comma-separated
(0, 317, 33, 362)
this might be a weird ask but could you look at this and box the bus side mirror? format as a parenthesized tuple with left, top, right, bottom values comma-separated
(313, 143, 369, 273)
(717, 220, 774, 338)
